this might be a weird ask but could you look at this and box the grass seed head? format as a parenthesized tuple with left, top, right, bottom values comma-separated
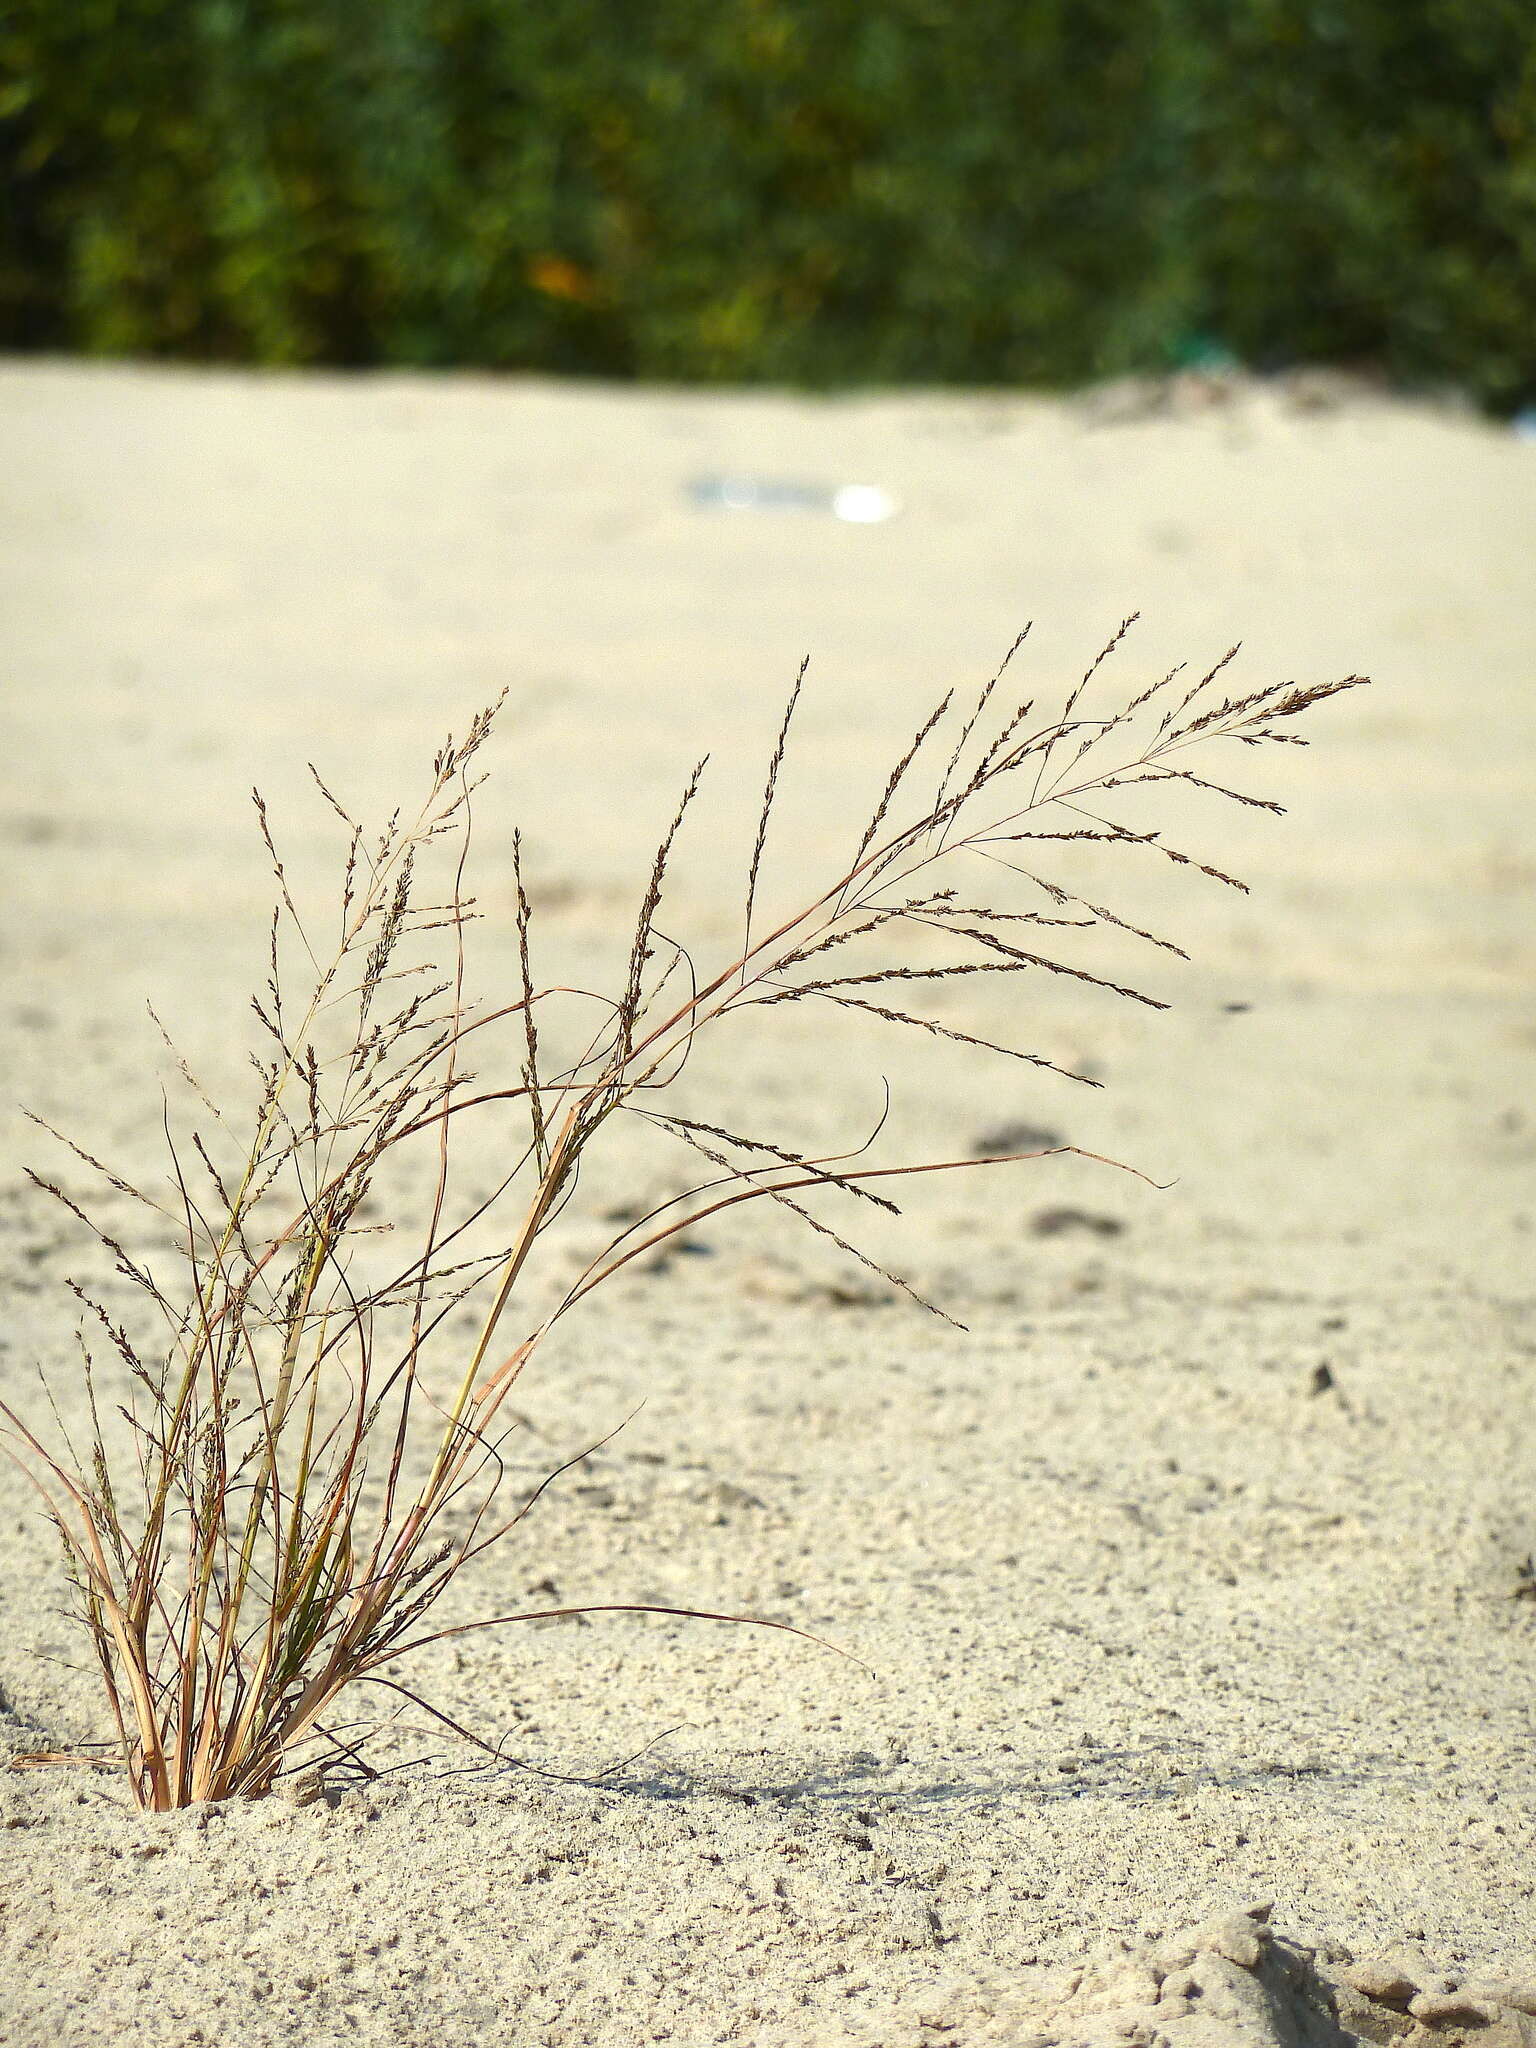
(2, 624, 1364, 1806)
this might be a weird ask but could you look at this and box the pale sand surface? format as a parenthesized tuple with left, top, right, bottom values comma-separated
(0, 361, 1534, 2044)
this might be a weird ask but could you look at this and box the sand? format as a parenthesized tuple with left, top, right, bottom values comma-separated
(0, 359, 1533, 2046)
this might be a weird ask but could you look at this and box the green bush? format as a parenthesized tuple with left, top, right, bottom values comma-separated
(1190, 0, 1536, 412)
(2, 1, 1532, 409)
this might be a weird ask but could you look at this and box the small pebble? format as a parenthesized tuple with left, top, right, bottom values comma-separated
(1031, 1205, 1124, 1239)
(1193, 1910, 1267, 1970)
(1409, 1990, 1501, 2026)
(273, 1766, 326, 1808)
(697, 1479, 765, 1511)
(1342, 1960, 1418, 2005)
(971, 1119, 1062, 1156)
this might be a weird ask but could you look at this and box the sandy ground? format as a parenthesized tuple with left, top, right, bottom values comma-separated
(1, 360, 1534, 2046)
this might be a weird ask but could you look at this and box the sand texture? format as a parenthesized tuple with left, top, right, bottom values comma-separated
(1, 361, 1534, 2044)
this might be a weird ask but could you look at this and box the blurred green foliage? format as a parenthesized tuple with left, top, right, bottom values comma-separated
(3, 1, 1532, 407)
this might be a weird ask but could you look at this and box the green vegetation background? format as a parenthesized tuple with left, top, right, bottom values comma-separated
(3, 1, 1533, 409)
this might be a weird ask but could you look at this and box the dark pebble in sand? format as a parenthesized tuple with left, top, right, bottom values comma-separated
(972, 1121, 1063, 1156)
(1030, 1207, 1124, 1239)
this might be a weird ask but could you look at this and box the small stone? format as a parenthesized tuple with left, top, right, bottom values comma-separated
(1462, 1980, 1526, 2011)
(972, 1119, 1062, 1157)
(273, 1766, 326, 1808)
(1031, 1205, 1124, 1239)
(696, 1479, 765, 1511)
(1213, 1923, 1264, 1970)
(1194, 1911, 1267, 1970)
(1343, 1961, 1419, 2006)
(1409, 1990, 1501, 2027)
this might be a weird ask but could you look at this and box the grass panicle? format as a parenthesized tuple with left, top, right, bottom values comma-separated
(3, 626, 1364, 1807)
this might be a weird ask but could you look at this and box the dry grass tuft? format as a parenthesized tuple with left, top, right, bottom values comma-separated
(3, 624, 1364, 1807)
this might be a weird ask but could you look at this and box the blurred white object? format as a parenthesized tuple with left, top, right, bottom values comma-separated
(688, 475, 900, 521)
(831, 483, 899, 523)
(1511, 407, 1536, 442)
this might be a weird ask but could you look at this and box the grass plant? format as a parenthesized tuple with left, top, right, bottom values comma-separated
(3, 623, 1364, 1808)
